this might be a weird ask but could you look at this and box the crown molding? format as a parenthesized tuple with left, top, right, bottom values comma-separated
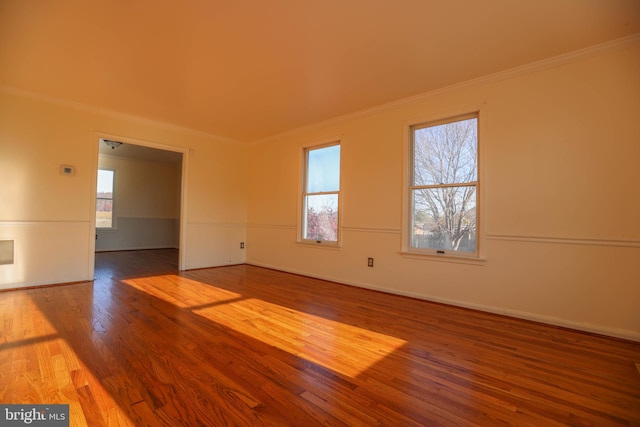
(251, 33, 640, 144)
(2, 33, 638, 146)
(0, 85, 245, 145)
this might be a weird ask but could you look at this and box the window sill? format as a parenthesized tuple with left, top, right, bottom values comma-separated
(296, 241, 343, 251)
(400, 251, 486, 265)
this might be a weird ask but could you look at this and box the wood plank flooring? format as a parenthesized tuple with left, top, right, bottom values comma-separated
(1, 249, 639, 426)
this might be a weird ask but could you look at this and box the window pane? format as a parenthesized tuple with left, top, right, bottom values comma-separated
(412, 186, 476, 252)
(413, 117, 477, 186)
(97, 169, 114, 194)
(96, 198, 113, 228)
(96, 169, 114, 229)
(304, 194, 338, 241)
(307, 145, 340, 192)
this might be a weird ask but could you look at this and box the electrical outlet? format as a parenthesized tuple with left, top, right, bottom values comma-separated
(240, 242, 245, 249)
(367, 257, 374, 267)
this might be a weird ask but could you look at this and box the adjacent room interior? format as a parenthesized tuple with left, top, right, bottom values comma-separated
(1, 1, 639, 425)
(95, 141, 182, 256)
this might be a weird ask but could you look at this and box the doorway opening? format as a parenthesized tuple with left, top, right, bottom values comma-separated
(91, 136, 188, 276)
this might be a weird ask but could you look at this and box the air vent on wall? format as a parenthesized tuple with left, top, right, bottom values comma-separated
(0, 240, 14, 265)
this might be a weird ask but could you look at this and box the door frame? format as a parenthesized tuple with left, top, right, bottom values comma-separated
(90, 132, 190, 276)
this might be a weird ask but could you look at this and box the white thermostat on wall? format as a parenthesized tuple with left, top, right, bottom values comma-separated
(60, 165, 75, 176)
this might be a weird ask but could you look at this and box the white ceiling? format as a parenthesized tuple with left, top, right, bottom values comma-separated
(1, 0, 639, 142)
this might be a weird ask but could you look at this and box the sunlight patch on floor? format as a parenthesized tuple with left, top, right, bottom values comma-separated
(122, 275, 243, 309)
(194, 298, 407, 378)
(0, 297, 136, 427)
(122, 274, 406, 377)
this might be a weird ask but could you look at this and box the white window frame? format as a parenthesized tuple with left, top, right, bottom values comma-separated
(96, 168, 116, 230)
(299, 141, 342, 247)
(402, 107, 485, 263)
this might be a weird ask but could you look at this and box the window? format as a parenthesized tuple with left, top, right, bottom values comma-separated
(302, 143, 341, 244)
(96, 169, 115, 229)
(409, 113, 478, 256)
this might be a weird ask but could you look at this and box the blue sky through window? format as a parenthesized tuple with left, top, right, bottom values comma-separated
(97, 169, 114, 194)
(307, 145, 340, 193)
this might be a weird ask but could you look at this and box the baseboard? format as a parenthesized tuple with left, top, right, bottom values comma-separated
(184, 262, 244, 272)
(0, 277, 94, 292)
(247, 261, 640, 343)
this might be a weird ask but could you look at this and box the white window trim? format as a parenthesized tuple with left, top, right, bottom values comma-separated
(96, 168, 117, 230)
(297, 139, 343, 248)
(401, 105, 486, 263)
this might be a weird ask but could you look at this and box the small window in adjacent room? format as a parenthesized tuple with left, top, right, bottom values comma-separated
(96, 169, 115, 229)
(409, 113, 479, 256)
(302, 143, 341, 244)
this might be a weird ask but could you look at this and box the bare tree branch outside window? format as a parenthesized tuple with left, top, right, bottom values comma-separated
(411, 116, 478, 252)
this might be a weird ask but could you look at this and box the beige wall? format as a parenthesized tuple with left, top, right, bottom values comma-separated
(99, 155, 180, 219)
(246, 42, 640, 340)
(0, 89, 248, 288)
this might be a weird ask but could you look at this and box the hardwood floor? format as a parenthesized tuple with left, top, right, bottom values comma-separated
(1, 249, 639, 426)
